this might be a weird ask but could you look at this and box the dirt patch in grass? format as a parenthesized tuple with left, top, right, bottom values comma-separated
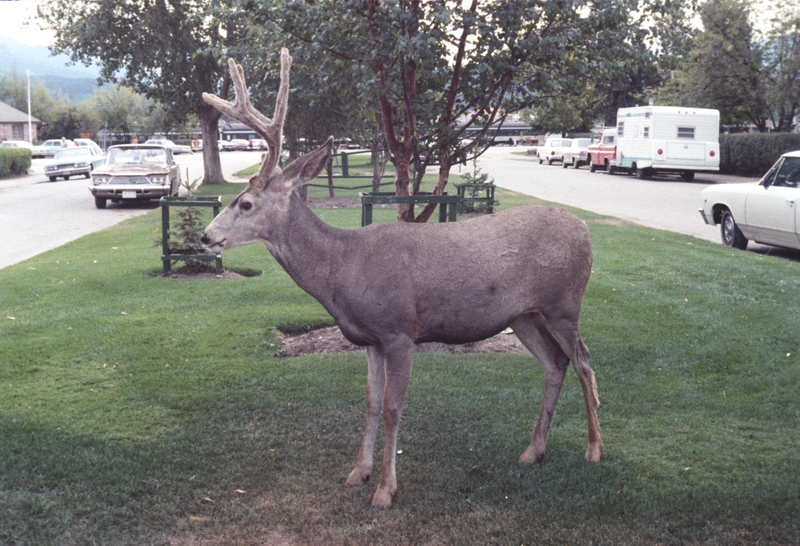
(278, 325, 527, 357)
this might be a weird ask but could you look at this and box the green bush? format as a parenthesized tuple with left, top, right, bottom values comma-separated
(719, 132, 800, 176)
(0, 148, 32, 177)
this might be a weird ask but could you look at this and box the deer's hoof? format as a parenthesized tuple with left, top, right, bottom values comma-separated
(346, 467, 371, 486)
(371, 487, 395, 510)
(585, 442, 603, 463)
(518, 445, 545, 465)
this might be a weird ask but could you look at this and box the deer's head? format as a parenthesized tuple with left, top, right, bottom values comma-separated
(199, 49, 333, 252)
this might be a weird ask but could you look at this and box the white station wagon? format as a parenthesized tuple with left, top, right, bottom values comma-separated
(699, 151, 800, 250)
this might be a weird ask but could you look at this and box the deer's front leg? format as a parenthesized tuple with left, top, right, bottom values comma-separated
(347, 345, 385, 486)
(372, 338, 415, 510)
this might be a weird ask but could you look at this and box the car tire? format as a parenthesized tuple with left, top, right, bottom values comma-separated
(681, 171, 695, 182)
(574, 160, 581, 169)
(94, 196, 107, 209)
(636, 168, 652, 179)
(721, 210, 748, 250)
(538, 157, 543, 164)
(48, 176, 57, 182)
(64, 176, 70, 180)
(589, 162, 597, 173)
(607, 163, 615, 175)
(562, 160, 569, 169)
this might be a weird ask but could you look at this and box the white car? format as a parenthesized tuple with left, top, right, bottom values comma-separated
(1, 140, 35, 153)
(537, 138, 573, 165)
(32, 139, 72, 158)
(700, 150, 800, 250)
(562, 138, 593, 169)
(44, 146, 106, 181)
(143, 139, 193, 154)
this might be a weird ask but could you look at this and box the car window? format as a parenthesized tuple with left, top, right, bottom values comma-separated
(144, 149, 167, 164)
(773, 156, 800, 188)
(55, 148, 89, 158)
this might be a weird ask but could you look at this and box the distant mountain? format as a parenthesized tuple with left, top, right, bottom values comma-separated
(0, 34, 102, 101)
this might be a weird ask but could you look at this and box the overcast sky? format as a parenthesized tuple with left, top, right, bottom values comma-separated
(0, 0, 54, 47)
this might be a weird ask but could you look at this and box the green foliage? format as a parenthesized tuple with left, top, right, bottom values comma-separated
(230, 0, 694, 212)
(1, 190, 799, 544)
(719, 132, 800, 175)
(0, 147, 32, 176)
(155, 178, 215, 273)
(37, 0, 233, 182)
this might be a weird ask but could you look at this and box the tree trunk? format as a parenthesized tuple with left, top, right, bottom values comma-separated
(198, 104, 225, 184)
(327, 157, 335, 197)
(415, 155, 451, 224)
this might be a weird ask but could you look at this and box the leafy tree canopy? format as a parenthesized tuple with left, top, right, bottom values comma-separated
(36, 0, 234, 182)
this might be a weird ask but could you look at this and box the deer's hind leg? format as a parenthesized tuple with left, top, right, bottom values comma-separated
(514, 312, 603, 464)
(511, 314, 570, 464)
(347, 345, 385, 486)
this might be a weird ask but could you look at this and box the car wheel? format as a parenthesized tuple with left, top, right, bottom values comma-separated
(574, 160, 581, 169)
(721, 210, 748, 250)
(94, 196, 107, 209)
(589, 162, 597, 173)
(538, 157, 543, 164)
(64, 175, 70, 180)
(84, 172, 91, 179)
(48, 176, 57, 182)
(562, 160, 569, 169)
(607, 163, 615, 175)
(636, 168, 652, 179)
(681, 171, 695, 182)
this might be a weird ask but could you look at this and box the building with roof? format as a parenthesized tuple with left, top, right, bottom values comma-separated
(0, 101, 40, 143)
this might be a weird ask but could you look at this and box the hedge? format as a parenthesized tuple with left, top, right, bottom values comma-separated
(0, 148, 32, 177)
(719, 132, 800, 176)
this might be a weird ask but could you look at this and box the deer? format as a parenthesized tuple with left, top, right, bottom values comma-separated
(200, 49, 603, 510)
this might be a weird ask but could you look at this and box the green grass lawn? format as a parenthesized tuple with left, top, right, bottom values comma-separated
(1, 183, 798, 545)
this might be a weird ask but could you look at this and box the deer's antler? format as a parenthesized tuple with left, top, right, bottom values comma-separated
(202, 49, 292, 190)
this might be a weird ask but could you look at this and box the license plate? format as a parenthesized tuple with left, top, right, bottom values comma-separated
(122, 191, 137, 199)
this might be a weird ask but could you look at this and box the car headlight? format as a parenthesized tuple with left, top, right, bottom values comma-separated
(75, 162, 89, 168)
(93, 176, 109, 185)
(151, 175, 167, 184)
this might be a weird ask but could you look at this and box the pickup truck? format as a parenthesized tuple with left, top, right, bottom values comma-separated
(587, 128, 616, 172)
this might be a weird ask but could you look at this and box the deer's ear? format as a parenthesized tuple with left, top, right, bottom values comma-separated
(279, 137, 334, 190)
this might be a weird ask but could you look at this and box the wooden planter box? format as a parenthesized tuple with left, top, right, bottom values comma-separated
(359, 192, 460, 226)
(159, 196, 222, 277)
(454, 182, 496, 213)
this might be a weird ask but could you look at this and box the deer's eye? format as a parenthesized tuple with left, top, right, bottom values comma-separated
(239, 200, 253, 212)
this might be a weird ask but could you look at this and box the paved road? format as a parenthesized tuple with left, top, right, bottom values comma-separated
(0, 145, 770, 271)
(0, 151, 259, 270)
(476, 146, 758, 245)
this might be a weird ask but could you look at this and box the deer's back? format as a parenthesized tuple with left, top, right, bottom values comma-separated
(331, 205, 592, 346)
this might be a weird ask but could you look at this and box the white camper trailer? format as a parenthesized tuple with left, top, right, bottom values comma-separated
(611, 106, 720, 181)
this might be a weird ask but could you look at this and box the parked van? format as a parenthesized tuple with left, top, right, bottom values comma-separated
(611, 106, 720, 181)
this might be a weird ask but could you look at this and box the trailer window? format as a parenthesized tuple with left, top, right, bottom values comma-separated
(618, 122, 624, 137)
(643, 127, 650, 138)
(677, 127, 695, 139)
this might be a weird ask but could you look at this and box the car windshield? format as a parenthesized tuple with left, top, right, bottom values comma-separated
(575, 139, 592, 147)
(107, 147, 167, 165)
(54, 148, 90, 158)
(770, 156, 800, 188)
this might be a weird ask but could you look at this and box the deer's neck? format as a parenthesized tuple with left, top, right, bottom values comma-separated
(266, 193, 347, 307)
